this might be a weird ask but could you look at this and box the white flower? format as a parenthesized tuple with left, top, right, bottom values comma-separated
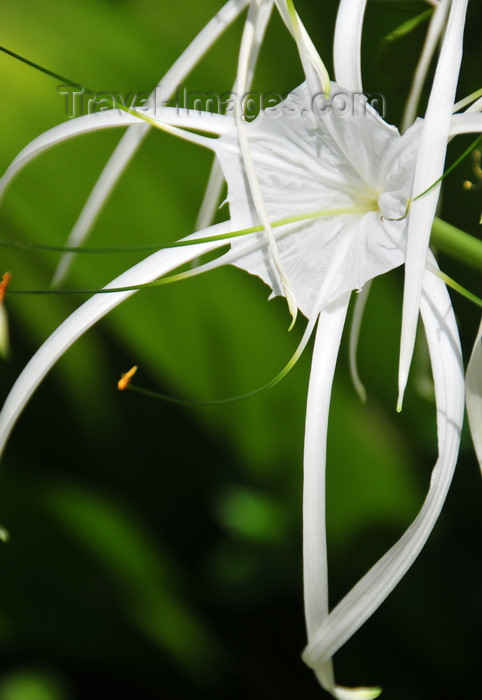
(0, 0, 480, 697)
(216, 83, 419, 319)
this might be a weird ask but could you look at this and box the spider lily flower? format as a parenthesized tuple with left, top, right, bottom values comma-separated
(50, 0, 325, 288)
(0, 0, 480, 697)
(0, 83, 466, 697)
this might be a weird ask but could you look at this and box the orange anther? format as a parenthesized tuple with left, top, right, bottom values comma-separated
(0, 272, 11, 304)
(118, 365, 138, 391)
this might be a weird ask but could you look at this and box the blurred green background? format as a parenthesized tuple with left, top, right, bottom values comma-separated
(0, 1, 480, 698)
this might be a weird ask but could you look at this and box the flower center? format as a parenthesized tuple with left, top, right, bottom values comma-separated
(351, 186, 381, 211)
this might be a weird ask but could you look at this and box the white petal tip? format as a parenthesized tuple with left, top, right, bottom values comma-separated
(287, 295, 298, 331)
(466, 321, 482, 471)
(333, 685, 382, 700)
(355, 383, 367, 404)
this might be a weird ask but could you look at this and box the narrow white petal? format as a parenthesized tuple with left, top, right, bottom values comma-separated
(53, 0, 250, 285)
(466, 319, 482, 472)
(303, 293, 350, 693)
(0, 108, 230, 199)
(0, 223, 233, 458)
(234, 0, 274, 94)
(274, 0, 330, 92)
(465, 97, 482, 114)
(51, 124, 150, 287)
(332, 687, 381, 700)
(154, 0, 250, 110)
(333, 0, 367, 92)
(195, 1, 275, 235)
(303, 254, 463, 670)
(449, 112, 482, 136)
(348, 281, 372, 403)
(194, 160, 226, 232)
(401, 0, 451, 132)
(453, 89, 482, 113)
(398, 0, 468, 409)
(235, 0, 299, 321)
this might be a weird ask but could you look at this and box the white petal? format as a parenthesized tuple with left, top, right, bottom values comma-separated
(0, 224, 232, 458)
(333, 0, 367, 92)
(401, 0, 451, 132)
(348, 281, 372, 403)
(52, 0, 250, 285)
(332, 687, 381, 700)
(194, 160, 226, 231)
(449, 112, 482, 136)
(466, 319, 482, 472)
(155, 0, 250, 110)
(303, 253, 464, 670)
(198, 1, 274, 232)
(234, 0, 299, 319)
(235, 0, 274, 94)
(303, 293, 350, 693)
(0, 108, 230, 200)
(398, 0, 469, 409)
(274, 0, 330, 93)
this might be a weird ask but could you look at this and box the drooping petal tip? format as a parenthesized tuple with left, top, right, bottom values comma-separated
(466, 320, 482, 472)
(333, 685, 382, 700)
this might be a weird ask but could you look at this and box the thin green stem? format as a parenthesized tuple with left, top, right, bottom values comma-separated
(6, 205, 371, 295)
(413, 135, 482, 201)
(123, 319, 308, 406)
(125, 354, 292, 405)
(383, 8, 433, 44)
(426, 262, 482, 308)
(0, 46, 88, 90)
(0, 46, 190, 137)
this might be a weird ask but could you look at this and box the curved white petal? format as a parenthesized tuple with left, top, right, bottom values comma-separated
(274, 0, 329, 92)
(401, 0, 451, 132)
(153, 0, 250, 111)
(235, 0, 299, 321)
(331, 688, 381, 700)
(52, 0, 250, 285)
(449, 112, 482, 136)
(348, 281, 372, 403)
(194, 160, 226, 232)
(235, 0, 274, 95)
(0, 108, 231, 199)
(398, 0, 468, 409)
(466, 319, 482, 472)
(333, 0, 367, 93)
(303, 293, 350, 694)
(303, 255, 464, 668)
(0, 223, 233, 458)
(196, 1, 276, 234)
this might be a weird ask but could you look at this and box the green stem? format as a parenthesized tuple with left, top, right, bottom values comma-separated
(431, 217, 482, 271)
